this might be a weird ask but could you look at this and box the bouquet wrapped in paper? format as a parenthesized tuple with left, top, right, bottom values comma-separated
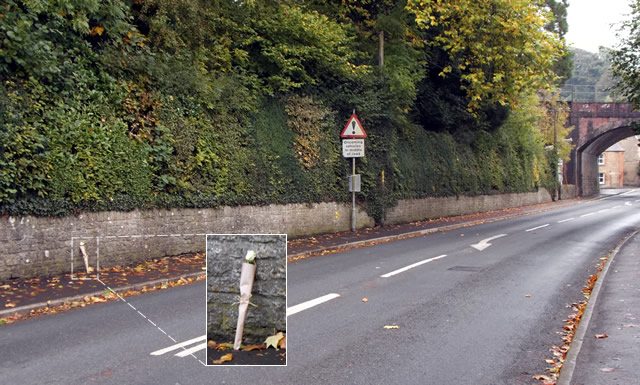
(233, 250, 257, 350)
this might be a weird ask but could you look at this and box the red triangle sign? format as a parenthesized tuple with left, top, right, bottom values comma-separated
(340, 114, 367, 138)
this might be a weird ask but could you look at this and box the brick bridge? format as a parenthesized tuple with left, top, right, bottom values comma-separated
(565, 102, 640, 196)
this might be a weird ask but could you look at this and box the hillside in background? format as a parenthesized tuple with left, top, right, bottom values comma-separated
(560, 48, 619, 101)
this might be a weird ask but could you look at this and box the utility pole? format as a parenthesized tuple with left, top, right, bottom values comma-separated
(554, 108, 561, 201)
(378, 31, 384, 71)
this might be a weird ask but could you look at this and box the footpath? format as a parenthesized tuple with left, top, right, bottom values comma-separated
(559, 230, 640, 385)
(1, 193, 638, 383)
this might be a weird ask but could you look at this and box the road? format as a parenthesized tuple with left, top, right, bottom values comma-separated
(2, 190, 640, 384)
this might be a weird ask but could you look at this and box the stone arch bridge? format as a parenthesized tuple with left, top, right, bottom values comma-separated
(565, 102, 640, 196)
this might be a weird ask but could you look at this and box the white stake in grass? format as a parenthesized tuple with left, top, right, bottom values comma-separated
(233, 250, 257, 350)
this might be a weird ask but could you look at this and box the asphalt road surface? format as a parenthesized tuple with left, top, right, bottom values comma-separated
(2, 190, 640, 385)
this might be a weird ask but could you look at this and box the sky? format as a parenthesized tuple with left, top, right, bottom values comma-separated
(565, 0, 632, 53)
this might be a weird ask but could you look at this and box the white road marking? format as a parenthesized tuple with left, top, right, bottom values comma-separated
(471, 234, 508, 251)
(380, 255, 447, 278)
(613, 205, 622, 209)
(287, 293, 341, 316)
(558, 218, 575, 223)
(580, 212, 595, 217)
(598, 209, 610, 213)
(526, 224, 550, 232)
(151, 335, 207, 356)
(175, 343, 207, 357)
(625, 201, 633, 206)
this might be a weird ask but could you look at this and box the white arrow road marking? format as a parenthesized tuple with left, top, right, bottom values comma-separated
(287, 293, 341, 316)
(380, 255, 447, 278)
(471, 234, 508, 251)
(151, 335, 206, 356)
(526, 224, 550, 232)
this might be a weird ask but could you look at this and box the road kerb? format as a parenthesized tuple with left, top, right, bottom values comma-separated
(0, 271, 205, 318)
(288, 199, 583, 259)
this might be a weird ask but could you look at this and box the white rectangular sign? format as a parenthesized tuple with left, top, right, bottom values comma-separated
(342, 139, 364, 158)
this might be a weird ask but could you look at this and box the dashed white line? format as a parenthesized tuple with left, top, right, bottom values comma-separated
(580, 212, 595, 217)
(613, 205, 622, 209)
(558, 218, 575, 223)
(526, 224, 550, 232)
(380, 255, 447, 278)
(287, 293, 341, 316)
(598, 209, 610, 213)
(97, 278, 206, 366)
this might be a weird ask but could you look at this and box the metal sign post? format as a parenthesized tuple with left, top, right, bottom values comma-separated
(352, 158, 356, 232)
(341, 110, 367, 232)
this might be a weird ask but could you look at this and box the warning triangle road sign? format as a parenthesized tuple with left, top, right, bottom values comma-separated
(340, 114, 367, 138)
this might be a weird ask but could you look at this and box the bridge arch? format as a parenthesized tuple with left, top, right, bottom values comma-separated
(565, 102, 640, 196)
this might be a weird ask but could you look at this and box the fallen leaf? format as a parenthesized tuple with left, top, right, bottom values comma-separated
(5, 303, 16, 308)
(213, 353, 232, 364)
(243, 344, 265, 351)
(525, 294, 531, 298)
(383, 325, 399, 329)
(532, 374, 551, 381)
(208, 340, 216, 347)
(595, 334, 608, 339)
(278, 336, 286, 350)
(362, 298, 368, 302)
(600, 367, 615, 372)
(0, 284, 10, 290)
(545, 359, 555, 364)
(265, 332, 284, 350)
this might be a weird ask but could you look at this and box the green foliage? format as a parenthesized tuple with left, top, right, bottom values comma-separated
(610, 1, 640, 107)
(407, 0, 562, 111)
(1, 0, 561, 218)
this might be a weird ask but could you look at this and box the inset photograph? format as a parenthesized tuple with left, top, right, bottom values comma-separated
(206, 234, 287, 366)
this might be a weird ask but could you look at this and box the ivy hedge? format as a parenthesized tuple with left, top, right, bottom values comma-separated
(0, 0, 558, 224)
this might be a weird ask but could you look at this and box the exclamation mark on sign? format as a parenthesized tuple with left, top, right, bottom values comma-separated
(352, 121, 356, 135)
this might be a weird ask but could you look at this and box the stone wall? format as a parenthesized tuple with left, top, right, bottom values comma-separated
(0, 187, 574, 283)
(384, 188, 554, 225)
(206, 234, 286, 344)
(0, 202, 373, 282)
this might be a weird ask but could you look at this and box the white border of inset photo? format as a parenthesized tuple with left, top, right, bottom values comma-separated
(205, 233, 287, 366)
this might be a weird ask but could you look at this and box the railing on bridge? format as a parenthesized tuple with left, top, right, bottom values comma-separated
(557, 84, 621, 102)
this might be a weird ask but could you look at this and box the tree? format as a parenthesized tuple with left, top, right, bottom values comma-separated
(610, 0, 640, 107)
(543, 0, 573, 85)
(406, 0, 563, 112)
